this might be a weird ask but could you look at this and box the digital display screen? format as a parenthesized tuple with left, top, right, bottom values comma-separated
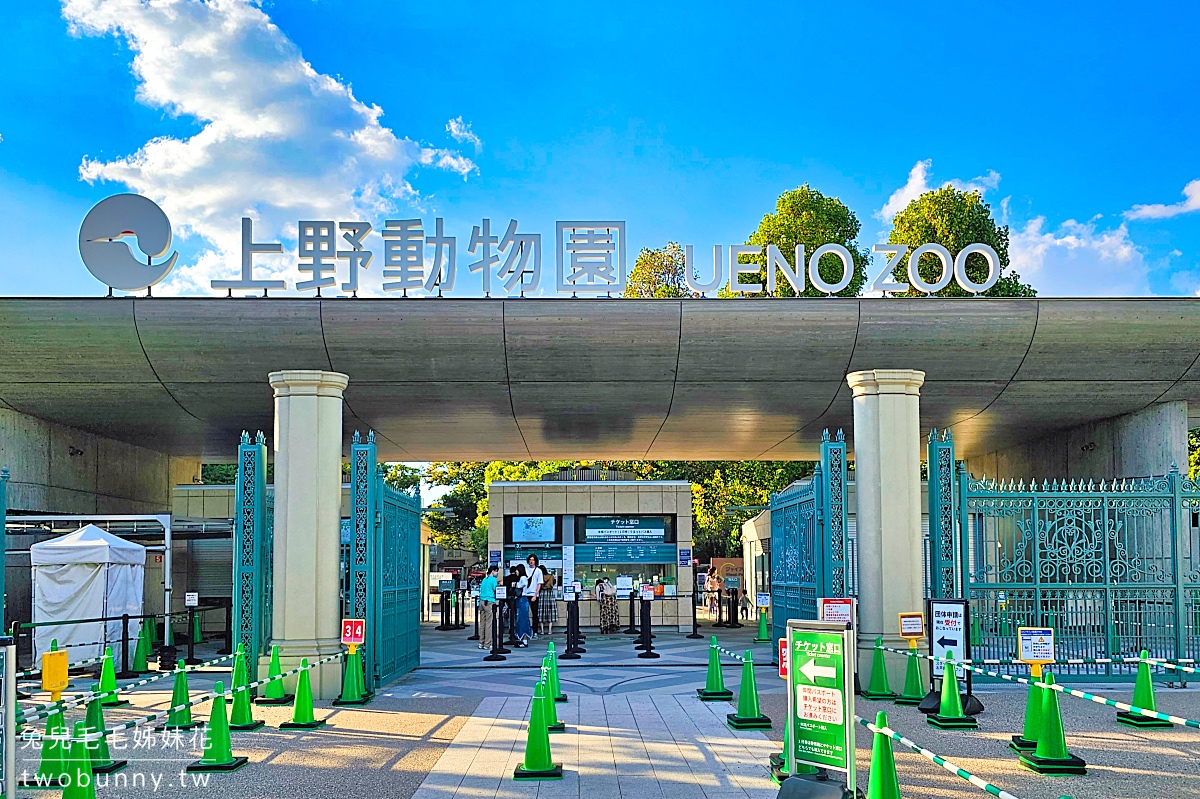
(582, 516, 669, 544)
(510, 516, 557, 543)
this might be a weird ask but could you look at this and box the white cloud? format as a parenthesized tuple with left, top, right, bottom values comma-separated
(64, 0, 477, 295)
(877, 159, 1002, 222)
(446, 116, 482, 152)
(1124, 179, 1200, 220)
(1009, 216, 1150, 296)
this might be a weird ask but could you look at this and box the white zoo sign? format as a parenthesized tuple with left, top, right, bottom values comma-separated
(76, 195, 1003, 297)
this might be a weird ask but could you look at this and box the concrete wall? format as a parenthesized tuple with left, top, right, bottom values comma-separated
(965, 401, 1189, 481)
(0, 408, 200, 514)
(488, 480, 694, 631)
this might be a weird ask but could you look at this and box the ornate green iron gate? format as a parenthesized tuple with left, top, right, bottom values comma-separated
(233, 431, 273, 663)
(928, 428, 1200, 678)
(347, 431, 421, 689)
(769, 430, 848, 642)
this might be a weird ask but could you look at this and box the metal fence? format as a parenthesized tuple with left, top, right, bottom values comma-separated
(928, 428, 1200, 679)
(769, 430, 848, 642)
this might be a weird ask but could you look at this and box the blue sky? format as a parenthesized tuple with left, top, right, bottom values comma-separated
(1, 0, 1198, 297)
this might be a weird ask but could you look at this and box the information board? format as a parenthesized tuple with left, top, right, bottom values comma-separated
(724, 576, 741, 590)
(489, 550, 502, 566)
(583, 515, 667, 544)
(41, 650, 69, 696)
(438, 579, 454, 592)
(786, 619, 855, 788)
(562, 545, 575, 587)
(757, 593, 771, 608)
(818, 597, 855, 628)
(928, 598, 969, 680)
(678, 547, 692, 567)
(898, 612, 925, 639)
(511, 515, 557, 543)
(495, 586, 507, 600)
(640, 584, 656, 601)
(184, 592, 199, 607)
(1018, 627, 1055, 665)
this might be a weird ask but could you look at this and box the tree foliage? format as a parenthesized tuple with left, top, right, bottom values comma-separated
(887, 186, 1036, 297)
(740, 185, 870, 297)
(624, 242, 695, 298)
(1190, 430, 1200, 482)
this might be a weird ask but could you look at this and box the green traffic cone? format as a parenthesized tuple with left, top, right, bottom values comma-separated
(333, 648, 371, 706)
(546, 643, 567, 702)
(186, 682, 248, 773)
(970, 615, 982, 647)
(697, 636, 733, 701)
(148, 617, 158, 645)
(228, 649, 264, 731)
(754, 609, 770, 643)
(84, 684, 126, 774)
(862, 637, 897, 700)
(1009, 676, 1044, 753)
(280, 658, 326, 729)
(159, 660, 200, 731)
(164, 615, 175, 648)
(61, 722, 95, 799)
(866, 711, 902, 799)
(256, 644, 293, 705)
(131, 623, 150, 674)
(513, 680, 562, 780)
(770, 718, 789, 770)
(192, 613, 203, 644)
(540, 670, 565, 733)
(1117, 649, 1172, 728)
(97, 647, 127, 708)
(20, 708, 69, 788)
(895, 649, 925, 706)
(727, 650, 771, 730)
(1019, 672, 1086, 775)
(927, 657, 977, 729)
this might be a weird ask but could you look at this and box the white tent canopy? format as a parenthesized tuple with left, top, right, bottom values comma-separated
(31, 525, 146, 661)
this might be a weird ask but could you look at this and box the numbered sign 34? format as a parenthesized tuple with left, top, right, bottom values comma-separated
(341, 618, 366, 647)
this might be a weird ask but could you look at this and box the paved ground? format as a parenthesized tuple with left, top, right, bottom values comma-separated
(15, 622, 1200, 799)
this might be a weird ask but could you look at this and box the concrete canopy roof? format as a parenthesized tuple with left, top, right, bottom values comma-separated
(1, 297, 1198, 462)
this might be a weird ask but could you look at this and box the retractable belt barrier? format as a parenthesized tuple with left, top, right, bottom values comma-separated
(854, 715, 1024, 799)
(25, 652, 344, 744)
(877, 644, 1200, 730)
(18, 652, 236, 724)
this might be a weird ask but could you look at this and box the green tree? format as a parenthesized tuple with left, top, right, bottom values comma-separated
(624, 242, 695, 298)
(382, 463, 421, 494)
(738, 185, 870, 297)
(424, 462, 489, 553)
(887, 186, 1036, 297)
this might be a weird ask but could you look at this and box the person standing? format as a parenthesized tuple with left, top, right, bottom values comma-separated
(525, 554, 544, 639)
(598, 577, 619, 633)
(504, 565, 523, 640)
(478, 565, 499, 651)
(538, 564, 557, 636)
(518, 554, 543, 647)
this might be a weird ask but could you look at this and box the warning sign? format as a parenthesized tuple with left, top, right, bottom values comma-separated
(1018, 627, 1055, 665)
(818, 597, 855, 627)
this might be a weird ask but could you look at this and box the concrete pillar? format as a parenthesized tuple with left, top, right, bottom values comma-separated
(846, 369, 925, 687)
(266, 369, 348, 699)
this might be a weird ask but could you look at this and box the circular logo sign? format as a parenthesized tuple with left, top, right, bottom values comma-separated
(78, 194, 178, 291)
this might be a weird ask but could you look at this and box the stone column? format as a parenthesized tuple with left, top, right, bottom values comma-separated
(845, 369, 925, 687)
(266, 370, 348, 699)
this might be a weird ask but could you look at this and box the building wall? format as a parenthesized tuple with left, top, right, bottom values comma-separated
(488, 481, 694, 631)
(964, 401, 1189, 481)
(0, 407, 199, 514)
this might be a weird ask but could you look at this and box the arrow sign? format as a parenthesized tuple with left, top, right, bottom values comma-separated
(799, 658, 836, 683)
(937, 636, 959, 649)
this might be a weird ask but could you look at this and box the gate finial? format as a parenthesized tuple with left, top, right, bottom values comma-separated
(353, 430, 361, 444)
(240, 430, 249, 445)
(368, 430, 376, 444)
(822, 429, 830, 442)
(255, 431, 265, 446)
(836, 428, 844, 442)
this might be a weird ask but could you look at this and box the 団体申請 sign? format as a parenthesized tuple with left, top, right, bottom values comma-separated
(77, 195, 1005, 297)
